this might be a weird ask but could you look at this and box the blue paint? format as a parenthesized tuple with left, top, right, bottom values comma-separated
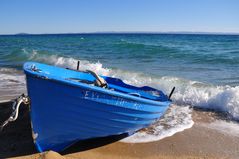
(24, 62, 171, 152)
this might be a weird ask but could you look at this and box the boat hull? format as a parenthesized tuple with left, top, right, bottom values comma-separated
(24, 62, 171, 152)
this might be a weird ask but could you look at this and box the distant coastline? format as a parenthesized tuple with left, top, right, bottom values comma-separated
(0, 31, 239, 36)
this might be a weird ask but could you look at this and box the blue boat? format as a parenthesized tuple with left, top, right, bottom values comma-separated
(23, 62, 173, 152)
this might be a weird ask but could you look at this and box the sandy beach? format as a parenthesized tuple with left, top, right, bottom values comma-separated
(1, 0, 239, 158)
(1, 101, 238, 159)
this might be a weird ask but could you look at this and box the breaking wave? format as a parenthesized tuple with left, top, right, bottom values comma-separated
(2, 50, 239, 119)
(49, 55, 239, 121)
(1, 49, 239, 142)
(47, 54, 239, 120)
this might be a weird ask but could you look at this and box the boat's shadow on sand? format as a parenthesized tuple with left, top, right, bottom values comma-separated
(0, 101, 128, 158)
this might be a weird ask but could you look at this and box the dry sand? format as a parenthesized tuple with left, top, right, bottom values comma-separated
(0, 101, 239, 159)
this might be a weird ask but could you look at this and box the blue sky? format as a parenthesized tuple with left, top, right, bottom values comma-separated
(0, 0, 239, 34)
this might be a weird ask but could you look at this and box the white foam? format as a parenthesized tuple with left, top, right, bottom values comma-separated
(121, 105, 194, 143)
(0, 73, 24, 84)
(171, 83, 239, 120)
(26, 51, 239, 120)
(2, 51, 239, 142)
(106, 69, 239, 120)
(24, 49, 111, 75)
(115, 73, 239, 120)
(0, 68, 26, 101)
(0, 68, 25, 85)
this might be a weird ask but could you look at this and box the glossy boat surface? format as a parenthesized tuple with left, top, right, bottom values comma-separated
(23, 62, 172, 152)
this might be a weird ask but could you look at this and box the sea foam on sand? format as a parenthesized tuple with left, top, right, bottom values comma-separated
(1, 55, 239, 143)
(121, 105, 194, 143)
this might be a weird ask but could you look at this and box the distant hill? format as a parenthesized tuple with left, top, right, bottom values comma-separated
(15, 33, 30, 35)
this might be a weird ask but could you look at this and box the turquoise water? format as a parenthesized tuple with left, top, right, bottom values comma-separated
(1, 34, 239, 85)
(0, 33, 239, 142)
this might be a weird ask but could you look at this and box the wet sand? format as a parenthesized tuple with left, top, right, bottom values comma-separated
(0, 101, 239, 159)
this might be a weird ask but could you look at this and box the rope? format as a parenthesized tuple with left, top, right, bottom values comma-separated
(0, 94, 30, 131)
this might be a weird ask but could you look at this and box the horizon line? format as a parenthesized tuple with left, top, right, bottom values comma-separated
(1, 31, 239, 36)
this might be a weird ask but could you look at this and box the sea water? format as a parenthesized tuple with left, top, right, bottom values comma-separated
(0, 33, 238, 142)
